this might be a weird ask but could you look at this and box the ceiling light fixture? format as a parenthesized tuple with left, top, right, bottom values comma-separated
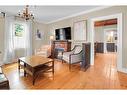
(18, 5, 34, 21)
(0, 12, 5, 17)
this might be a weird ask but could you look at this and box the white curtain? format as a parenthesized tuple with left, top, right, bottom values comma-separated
(3, 17, 33, 64)
(3, 17, 15, 63)
(25, 21, 33, 56)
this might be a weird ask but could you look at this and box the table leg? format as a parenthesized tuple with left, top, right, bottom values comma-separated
(52, 61, 54, 78)
(24, 63, 26, 77)
(32, 68, 35, 85)
(18, 59, 20, 73)
(32, 76, 35, 85)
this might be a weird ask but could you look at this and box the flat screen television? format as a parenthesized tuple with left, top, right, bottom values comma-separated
(55, 27, 71, 40)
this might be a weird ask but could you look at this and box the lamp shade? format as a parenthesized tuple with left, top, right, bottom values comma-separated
(50, 36, 54, 40)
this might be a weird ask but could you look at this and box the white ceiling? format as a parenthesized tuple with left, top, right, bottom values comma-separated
(0, 6, 103, 23)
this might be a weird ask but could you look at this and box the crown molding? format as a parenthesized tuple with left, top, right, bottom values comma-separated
(46, 6, 111, 24)
(34, 19, 48, 24)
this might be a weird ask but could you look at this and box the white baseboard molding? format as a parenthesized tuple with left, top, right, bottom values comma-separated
(118, 67, 127, 74)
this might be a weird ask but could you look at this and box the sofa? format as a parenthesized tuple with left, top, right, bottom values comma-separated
(0, 66, 10, 89)
(35, 45, 51, 57)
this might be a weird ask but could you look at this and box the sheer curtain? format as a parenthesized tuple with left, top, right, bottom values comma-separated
(3, 17, 15, 63)
(3, 17, 33, 64)
(25, 21, 33, 56)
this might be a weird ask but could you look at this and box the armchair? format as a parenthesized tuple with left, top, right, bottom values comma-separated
(62, 45, 83, 71)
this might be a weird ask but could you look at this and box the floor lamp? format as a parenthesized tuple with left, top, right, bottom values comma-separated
(50, 36, 54, 45)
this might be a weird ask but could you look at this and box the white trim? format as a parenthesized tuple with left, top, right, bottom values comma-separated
(117, 13, 123, 72)
(47, 6, 111, 24)
(90, 13, 125, 73)
(118, 67, 127, 73)
(103, 28, 117, 53)
(34, 19, 47, 24)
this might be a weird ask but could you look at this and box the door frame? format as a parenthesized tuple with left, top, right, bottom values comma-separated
(90, 13, 123, 72)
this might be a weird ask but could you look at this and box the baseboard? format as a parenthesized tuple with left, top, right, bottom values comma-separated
(117, 67, 127, 74)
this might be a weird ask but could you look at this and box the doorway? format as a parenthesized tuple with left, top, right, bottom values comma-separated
(104, 28, 117, 53)
(90, 13, 123, 72)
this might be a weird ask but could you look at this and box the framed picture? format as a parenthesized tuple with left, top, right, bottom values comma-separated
(74, 20, 87, 41)
(36, 29, 42, 40)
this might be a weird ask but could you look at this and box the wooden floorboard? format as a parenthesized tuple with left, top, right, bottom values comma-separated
(2, 53, 127, 89)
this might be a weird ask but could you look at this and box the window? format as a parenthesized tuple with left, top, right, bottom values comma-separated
(13, 23, 26, 49)
(15, 23, 24, 37)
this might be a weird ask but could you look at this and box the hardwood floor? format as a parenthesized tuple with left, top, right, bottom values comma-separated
(2, 53, 127, 89)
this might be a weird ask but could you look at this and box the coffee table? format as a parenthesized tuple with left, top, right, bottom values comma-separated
(18, 55, 54, 85)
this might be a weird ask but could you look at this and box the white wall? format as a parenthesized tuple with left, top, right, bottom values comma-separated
(32, 21, 48, 54)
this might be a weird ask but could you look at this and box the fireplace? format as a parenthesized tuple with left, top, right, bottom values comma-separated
(55, 48, 64, 59)
(51, 40, 71, 58)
